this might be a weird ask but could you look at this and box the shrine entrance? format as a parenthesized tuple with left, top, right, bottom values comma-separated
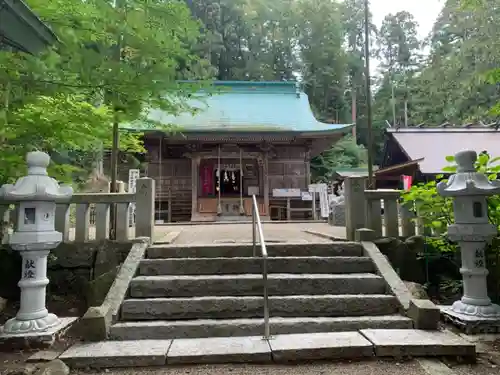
(215, 165, 244, 217)
(215, 168, 241, 196)
(194, 149, 269, 221)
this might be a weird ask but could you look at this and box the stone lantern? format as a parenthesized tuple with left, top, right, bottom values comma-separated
(0, 151, 73, 334)
(437, 150, 500, 332)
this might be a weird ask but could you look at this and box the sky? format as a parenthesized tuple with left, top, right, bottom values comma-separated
(371, 0, 445, 39)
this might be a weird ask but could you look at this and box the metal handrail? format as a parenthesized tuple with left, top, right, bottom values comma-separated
(251, 194, 270, 339)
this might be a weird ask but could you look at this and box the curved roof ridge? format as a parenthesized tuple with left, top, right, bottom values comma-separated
(128, 80, 352, 134)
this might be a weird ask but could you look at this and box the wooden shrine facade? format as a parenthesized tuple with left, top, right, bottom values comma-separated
(121, 80, 352, 222)
(143, 132, 312, 222)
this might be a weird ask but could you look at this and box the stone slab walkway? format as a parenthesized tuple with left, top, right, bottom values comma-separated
(67, 221, 347, 243)
(156, 222, 346, 244)
(59, 329, 474, 369)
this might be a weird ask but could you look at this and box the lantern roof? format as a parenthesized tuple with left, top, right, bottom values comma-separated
(437, 150, 500, 197)
(0, 152, 73, 201)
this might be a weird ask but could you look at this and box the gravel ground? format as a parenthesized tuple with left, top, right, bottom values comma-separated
(72, 360, 431, 375)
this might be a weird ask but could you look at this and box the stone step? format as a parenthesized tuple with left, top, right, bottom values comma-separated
(147, 242, 363, 259)
(120, 295, 400, 321)
(110, 315, 414, 340)
(138, 256, 375, 276)
(59, 330, 475, 368)
(129, 273, 385, 298)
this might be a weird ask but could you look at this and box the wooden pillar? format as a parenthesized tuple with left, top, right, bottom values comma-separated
(191, 156, 200, 219)
(263, 152, 269, 216)
(217, 145, 222, 215)
(239, 148, 245, 215)
(305, 148, 311, 187)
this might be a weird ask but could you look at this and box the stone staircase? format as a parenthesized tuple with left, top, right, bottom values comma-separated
(109, 241, 413, 340)
(58, 240, 476, 368)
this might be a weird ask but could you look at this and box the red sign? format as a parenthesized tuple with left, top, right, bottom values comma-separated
(402, 175, 413, 190)
(201, 165, 214, 195)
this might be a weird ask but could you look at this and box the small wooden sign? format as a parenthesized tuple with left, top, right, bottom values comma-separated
(273, 188, 301, 198)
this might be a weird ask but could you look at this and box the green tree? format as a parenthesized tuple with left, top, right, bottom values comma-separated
(310, 136, 367, 182)
(340, 0, 378, 149)
(295, 0, 348, 122)
(187, 0, 296, 80)
(378, 11, 421, 73)
(374, 11, 421, 130)
(0, 0, 207, 185)
(408, 0, 500, 124)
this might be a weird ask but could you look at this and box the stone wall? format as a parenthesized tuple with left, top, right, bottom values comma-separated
(373, 235, 463, 301)
(373, 236, 426, 284)
(0, 241, 132, 307)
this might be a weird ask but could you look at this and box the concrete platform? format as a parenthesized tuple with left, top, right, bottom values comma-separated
(167, 336, 271, 364)
(269, 332, 373, 362)
(360, 329, 476, 357)
(58, 329, 477, 368)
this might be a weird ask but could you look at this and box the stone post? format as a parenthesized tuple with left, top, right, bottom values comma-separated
(344, 176, 367, 241)
(135, 177, 155, 239)
(438, 150, 500, 332)
(0, 152, 73, 334)
(191, 156, 200, 219)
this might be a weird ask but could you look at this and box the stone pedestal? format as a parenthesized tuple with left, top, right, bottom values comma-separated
(0, 151, 73, 336)
(331, 204, 346, 226)
(437, 150, 500, 334)
(4, 248, 60, 334)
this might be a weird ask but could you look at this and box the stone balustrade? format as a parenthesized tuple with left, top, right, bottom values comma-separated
(1, 177, 155, 243)
(344, 176, 422, 240)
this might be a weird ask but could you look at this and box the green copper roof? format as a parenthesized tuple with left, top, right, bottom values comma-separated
(129, 81, 352, 134)
(0, 0, 57, 54)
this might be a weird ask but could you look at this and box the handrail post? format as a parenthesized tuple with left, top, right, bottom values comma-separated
(251, 195, 270, 339)
(252, 204, 256, 256)
(263, 253, 270, 339)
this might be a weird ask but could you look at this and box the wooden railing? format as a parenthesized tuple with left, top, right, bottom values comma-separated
(344, 176, 422, 240)
(0, 178, 155, 243)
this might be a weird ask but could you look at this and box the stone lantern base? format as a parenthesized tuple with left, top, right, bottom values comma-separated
(3, 313, 60, 335)
(0, 317, 77, 350)
(441, 304, 500, 334)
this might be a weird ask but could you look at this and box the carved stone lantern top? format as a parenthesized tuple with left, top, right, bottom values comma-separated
(0, 151, 73, 201)
(437, 150, 500, 197)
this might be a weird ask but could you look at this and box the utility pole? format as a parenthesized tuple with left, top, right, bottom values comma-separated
(351, 87, 357, 140)
(344, 87, 357, 142)
(391, 83, 396, 126)
(404, 98, 408, 127)
(364, 0, 375, 188)
(109, 0, 124, 239)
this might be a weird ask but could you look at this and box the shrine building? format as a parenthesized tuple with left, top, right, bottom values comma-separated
(126, 81, 353, 222)
(375, 125, 500, 189)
